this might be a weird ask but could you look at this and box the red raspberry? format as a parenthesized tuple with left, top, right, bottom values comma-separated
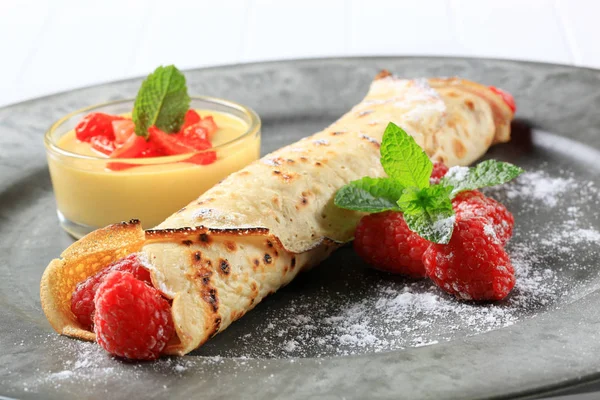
(423, 216, 515, 301)
(75, 112, 124, 142)
(354, 211, 430, 277)
(71, 254, 151, 330)
(452, 191, 514, 245)
(430, 162, 449, 184)
(94, 271, 174, 360)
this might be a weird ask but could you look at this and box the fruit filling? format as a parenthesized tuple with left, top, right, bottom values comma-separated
(71, 254, 174, 360)
(74, 109, 218, 171)
(489, 86, 517, 113)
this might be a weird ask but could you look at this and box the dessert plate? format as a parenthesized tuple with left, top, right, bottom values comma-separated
(1, 57, 599, 400)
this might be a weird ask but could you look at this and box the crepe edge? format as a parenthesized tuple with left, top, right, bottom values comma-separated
(40, 220, 147, 341)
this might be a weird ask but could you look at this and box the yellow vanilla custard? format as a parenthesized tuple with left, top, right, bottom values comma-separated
(46, 103, 261, 238)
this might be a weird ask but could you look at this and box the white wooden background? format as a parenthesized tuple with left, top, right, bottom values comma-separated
(0, 0, 597, 107)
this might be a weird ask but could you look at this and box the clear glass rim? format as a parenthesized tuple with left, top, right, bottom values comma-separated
(44, 96, 261, 162)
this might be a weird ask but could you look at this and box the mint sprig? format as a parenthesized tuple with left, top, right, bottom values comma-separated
(381, 122, 432, 189)
(335, 122, 524, 244)
(132, 65, 190, 138)
(334, 177, 403, 213)
(441, 160, 524, 197)
(398, 186, 455, 243)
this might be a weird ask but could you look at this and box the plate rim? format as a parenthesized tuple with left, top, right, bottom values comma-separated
(1, 56, 600, 400)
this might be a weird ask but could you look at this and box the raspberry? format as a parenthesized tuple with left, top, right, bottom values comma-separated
(452, 191, 514, 245)
(423, 216, 515, 301)
(94, 271, 174, 360)
(71, 254, 151, 330)
(430, 162, 449, 184)
(354, 211, 430, 277)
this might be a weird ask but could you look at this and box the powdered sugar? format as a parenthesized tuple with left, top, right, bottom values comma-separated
(25, 169, 600, 389)
(502, 170, 576, 207)
(22, 336, 231, 393)
(445, 166, 470, 183)
(483, 223, 498, 241)
(432, 214, 455, 240)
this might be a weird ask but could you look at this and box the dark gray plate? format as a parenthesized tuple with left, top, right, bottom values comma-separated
(1, 57, 600, 400)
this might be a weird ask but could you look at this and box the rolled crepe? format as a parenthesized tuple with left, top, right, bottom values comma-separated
(41, 71, 514, 355)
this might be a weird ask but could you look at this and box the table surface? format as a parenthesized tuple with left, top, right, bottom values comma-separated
(1, 0, 597, 108)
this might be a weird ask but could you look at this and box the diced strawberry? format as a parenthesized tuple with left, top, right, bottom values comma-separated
(90, 136, 116, 155)
(196, 116, 218, 139)
(181, 123, 210, 148)
(110, 133, 147, 158)
(138, 140, 166, 158)
(112, 119, 135, 145)
(75, 113, 124, 142)
(106, 162, 137, 172)
(182, 110, 201, 129)
(149, 126, 196, 155)
(185, 152, 217, 165)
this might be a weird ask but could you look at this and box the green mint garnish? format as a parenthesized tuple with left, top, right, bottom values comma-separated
(335, 121, 524, 244)
(440, 160, 524, 197)
(132, 65, 190, 138)
(334, 177, 404, 213)
(380, 122, 432, 189)
(398, 186, 455, 243)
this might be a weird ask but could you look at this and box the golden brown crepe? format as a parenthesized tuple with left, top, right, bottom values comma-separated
(41, 71, 515, 355)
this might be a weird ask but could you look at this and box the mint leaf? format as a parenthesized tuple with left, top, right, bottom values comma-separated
(132, 65, 190, 138)
(380, 122, 432, 189)
(441, 160, 524, 197)
(398, 185, 455, 244)
(334, 177, 404, 213)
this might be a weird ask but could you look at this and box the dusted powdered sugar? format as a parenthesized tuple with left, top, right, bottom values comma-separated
(502, 170, 576, 207)
(445, 166, 470, 183)
(28, 169, 599, 390)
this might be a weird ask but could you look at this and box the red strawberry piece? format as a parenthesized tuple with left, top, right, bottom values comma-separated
(106, 141, 166, 171)
(182, 109, 201, 129)
(112, 119, 135, 145)
(181, 123, 210, 144)
(195, 116, 218, 139)
(489, 86, 516, 113)
(105, 162, 137, 172)
(149, 126, 196, 155)
(90, 136, 116, 156)
(138, 140, 166, 158)
(184, 152, 217, 165)
(452, 190, 514, 245)
(422, 216, 515, 301)
(94, 271, 174, 360)
(75, 113, 124, 142)
(353, 211, 430, 277)
(430, 162, 449, 184)
(109, 133, 147, 158)
(71, 254, 151, 330)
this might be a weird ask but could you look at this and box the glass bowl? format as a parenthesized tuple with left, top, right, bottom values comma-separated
(45, 97, 261, 239)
